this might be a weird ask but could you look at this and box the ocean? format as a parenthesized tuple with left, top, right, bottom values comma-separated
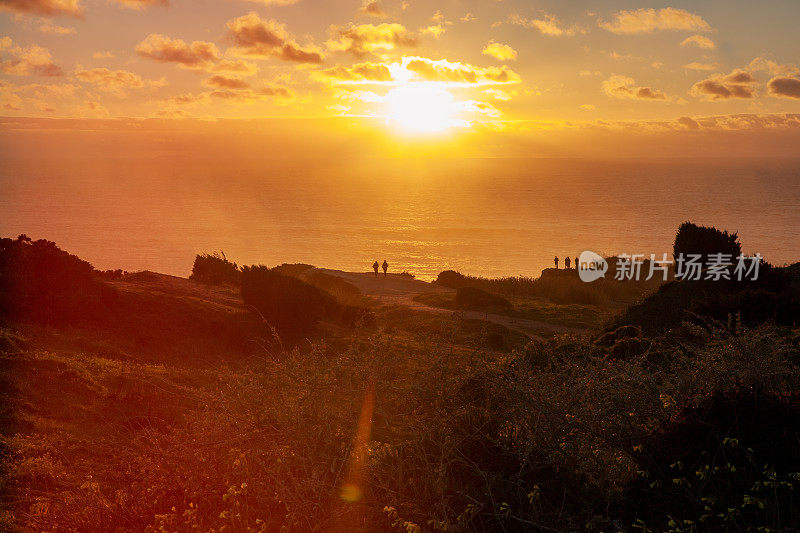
(2, 157, 799, 280)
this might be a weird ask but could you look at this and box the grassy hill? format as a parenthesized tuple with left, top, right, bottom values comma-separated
(2, 235, 799, 531)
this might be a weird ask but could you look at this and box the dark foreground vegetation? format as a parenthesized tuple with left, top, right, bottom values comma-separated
(1, 226, 799, 532)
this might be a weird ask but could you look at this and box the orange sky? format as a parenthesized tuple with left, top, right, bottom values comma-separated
(1, 0, 799, 157)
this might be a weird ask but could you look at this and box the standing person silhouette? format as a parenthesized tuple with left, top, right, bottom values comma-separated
(382, 259, 388, 277)
(574, 257, 579, 270)
(565, 256, 571, 269)
(554, 256, 559, 269)
(372, 260, 379, 277)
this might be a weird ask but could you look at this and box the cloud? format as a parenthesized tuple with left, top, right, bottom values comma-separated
(204, 75, 250, 90)
(677, 116, 700, 129)
(0, 0, 82, 17)
(244, 0, 301, 5)
(461, 13, 476, 22)
(420, 25, 447, 38)
(691, 69, 758, 100)
(136, 34, 220, 67)
(93, 51, 114, 59)
(748, 56, 799, 76)
(0, 38, 64, 77)
(682, 62, 719, 71)
(115, 0, 167, 10)
(403, 57, 521, 85)
(602, 75, 667, 100)
(767, 76, 800, 99)
(600, 8, 711, 34)
(509, 14, 583, 36)
(327, 23, 416, 57)
(227, 12, 322, 63)
(482, 41, 517, 62)
(39, 22, 76, 35)
(75, 66, 164, 96)
(313, 61, 393, 83)
(361, 1, 385, 18)
(680, 34, 715, 49)
(209, 85, 294, 103)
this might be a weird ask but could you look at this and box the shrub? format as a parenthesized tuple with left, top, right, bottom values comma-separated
(0, 235, 101, 324)
(455, 287, 512, 310)
(673, 221, 742, 261)
(623, 387, 800, 530)
(190, 252, 240, 286)
(240, 265, 373, 341)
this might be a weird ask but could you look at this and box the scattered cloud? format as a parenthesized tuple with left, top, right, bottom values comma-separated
(600, 8, 711, 34)
(482, 41, 517, 62)
(677, 116, 700, 129)
(136, 34, 220, 68)
(228, 12, 323, 63)
(312, 62, 392, 83)
(208, 85, 294, 103)
(244, 0, 301, 5)
(93, 51, 114, 59)
(602, 75, 667, 100)
(0, 38, 64, 77)
(39, 22, 76, 35)
(461, 13, 476, 22)
(691, 69, 758, 100)
(403, 56, 521, 85)
(75, 66, 164, 96)
(683, 62, 719, 71)
(327, 23, 416, 58)
(509, 14, 584, 36)
(114, 0, 167, 10)
(748, 56, 799, 77)
(767, 76, 800, 99)
(361, 1, 385, 18)
(0, 0, 82, 17)
(680, 34, 715, 50)
(204, 75, 250, 90)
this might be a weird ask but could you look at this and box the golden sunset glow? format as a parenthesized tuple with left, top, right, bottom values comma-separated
(385, 82, 463, 133)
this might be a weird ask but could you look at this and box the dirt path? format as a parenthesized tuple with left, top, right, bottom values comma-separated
(318, 269, 585, 337)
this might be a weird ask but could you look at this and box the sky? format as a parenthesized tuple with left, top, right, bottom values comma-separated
(1, 0, 799, 157)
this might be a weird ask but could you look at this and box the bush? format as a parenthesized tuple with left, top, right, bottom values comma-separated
(190, 252, 240, 286)
(673, 221, 742, 261)
(623, 387, 800, 530)
(455, 286, 512, 310)
(240, 266, 373, 342)
(0, 235, 101, 324)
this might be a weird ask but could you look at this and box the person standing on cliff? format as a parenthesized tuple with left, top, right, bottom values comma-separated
(373, 261, 379, 277)
(382, 260, 389, 277)
(565, 256, 571, 269)
(554, 256, 559, 269)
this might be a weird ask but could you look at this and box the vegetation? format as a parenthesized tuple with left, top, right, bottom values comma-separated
(1, 227, 799, 531)
(455, 286, 512, 310)
(674, 221, 742, 261)
(435, 264, 662, 307)
(240, 265, 373, 342)
(190, 252, 241, 286)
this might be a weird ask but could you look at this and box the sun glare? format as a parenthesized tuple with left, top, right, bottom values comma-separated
(385, 83, 464, 134)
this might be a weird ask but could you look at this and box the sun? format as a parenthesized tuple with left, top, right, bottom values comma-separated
(385, 83, 464, 134)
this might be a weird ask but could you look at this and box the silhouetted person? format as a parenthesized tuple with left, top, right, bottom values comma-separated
(373, 261, 379, 277)
(565, 256, 571, 269)
(382, 259, 388, 277)
(574, 257, 579, 270)
(554, 256, 559, 269)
